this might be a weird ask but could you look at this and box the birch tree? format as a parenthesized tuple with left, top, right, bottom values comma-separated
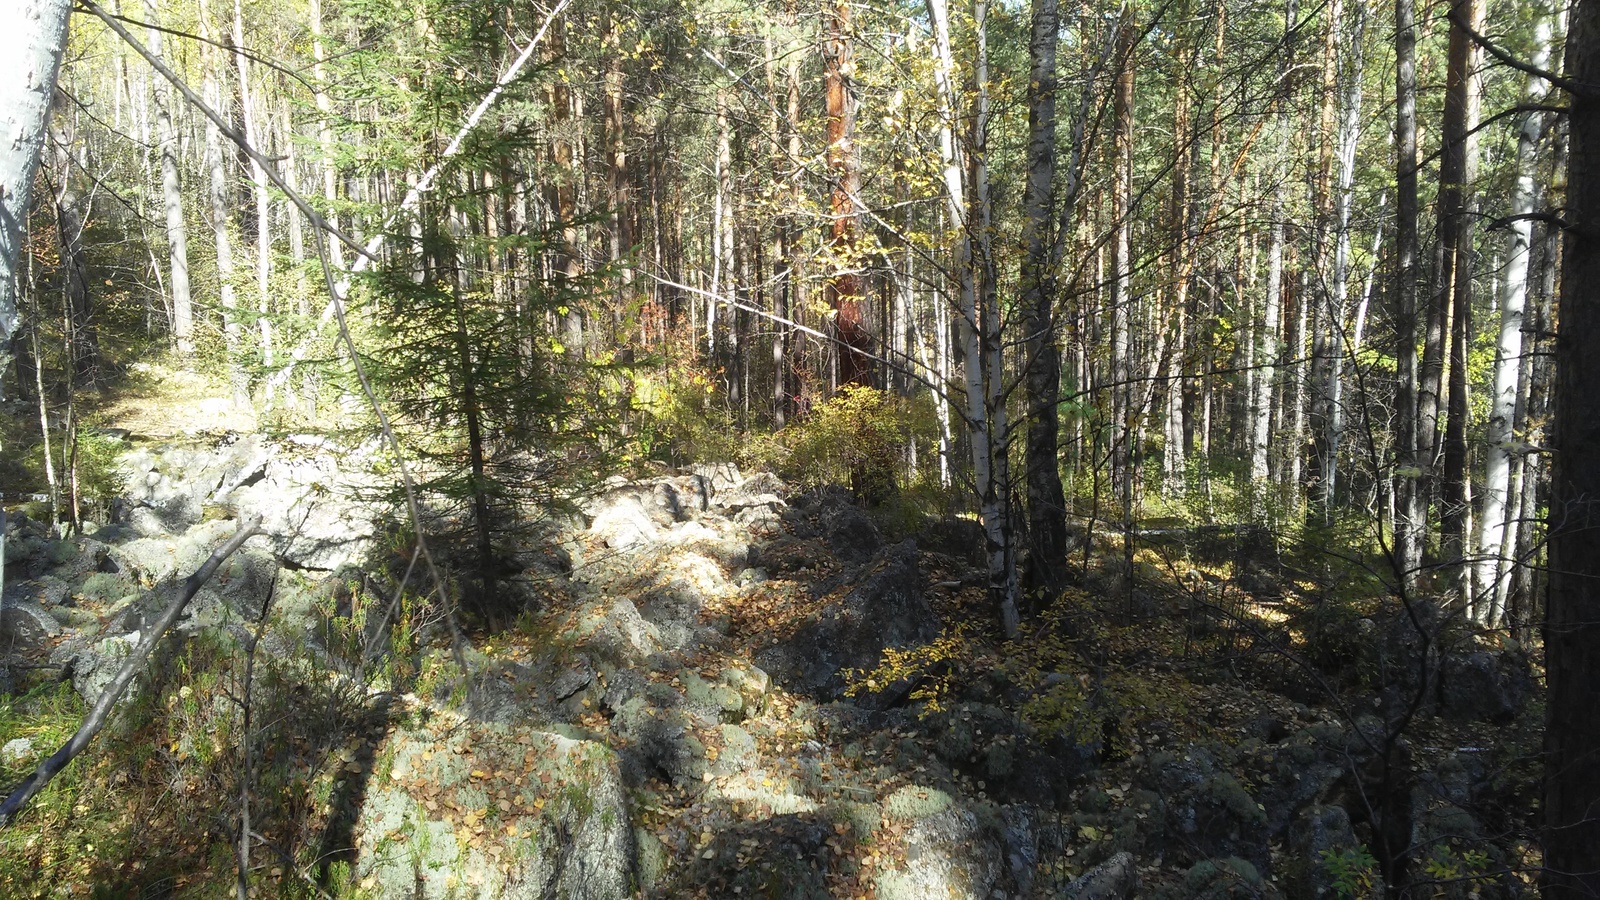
(144, 0, 192, 357)
(926, 0, 1018, 637)
(1475, 7, 1555, 623)
(0, 0, 73, 397)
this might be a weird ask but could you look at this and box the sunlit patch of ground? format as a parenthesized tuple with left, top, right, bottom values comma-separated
(91, 361, 255, 438)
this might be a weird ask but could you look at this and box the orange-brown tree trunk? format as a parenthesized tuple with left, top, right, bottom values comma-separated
(822, 0, 871, 388)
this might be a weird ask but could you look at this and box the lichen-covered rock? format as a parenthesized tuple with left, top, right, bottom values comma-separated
(684, 813, 835, 899)
(586, 493, 660, 549)
(582, 599, 662, 668)
(0, 599, 62, 654)
(1182, 856, 1280, 899)
(354, 722, 633, 899)
(1, 574, 69, 610)
(876, 804, 1004, 900)
(1064, 850, 1139, 899)
(61, 632, 138, 705)
(611, 693, 708, 786)
(822, 504, 882, 565)
(120, 435, 387, 571)
(1150, 746, 1271, 872)
(3, 512, 56, 581)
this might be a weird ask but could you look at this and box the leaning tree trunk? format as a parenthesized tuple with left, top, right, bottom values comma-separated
(0, 0, 73, 397)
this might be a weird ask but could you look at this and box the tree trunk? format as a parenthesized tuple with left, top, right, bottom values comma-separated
(1476, 9, 1553, 624)
(926, 0, 1017, 637)
(823, 0, 871, 388)
(1110, 9, 1135, 557)
(50, 139, 99, 389)
(233, 0, 274, 398)
(1545, 0, 1600, 884)
(1316, 0, 1369, 519)
(1254, 0, 1297, 497)
(1438, 0, 1484, 591)
(1021, 0, 1069, 601)
(199, 0, 245, 404)
(145, 0, 192, 358)
(0, 0, 73, 395)
(1393, 0, 1423, 589)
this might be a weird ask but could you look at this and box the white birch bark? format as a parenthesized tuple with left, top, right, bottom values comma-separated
(1476, 11, 1553, 623)
(233, 0, 274, 396)
(145, 0, 193, 356)
(199, 0, 242, 403)
(926, 0, 1018, 637)
(1319, 0, 1368, 514)
(0, 0, 73, 394)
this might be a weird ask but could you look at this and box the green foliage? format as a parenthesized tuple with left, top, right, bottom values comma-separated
(744, 386, 940, 498)
(1321, 845, 1380, 899)
(626, 363, 744, 467)
(1421, 842, 1493, 891)
(360, 196, 615, 620)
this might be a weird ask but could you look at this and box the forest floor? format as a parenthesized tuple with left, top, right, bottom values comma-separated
(0, 365, 1548, 898)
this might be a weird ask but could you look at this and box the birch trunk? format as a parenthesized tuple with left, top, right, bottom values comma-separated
(1393, 0, 1422, 587)
(0, 0, 73, 392)
(233, 0, 274, 398)
(1317, 0, 1368, 518)
(144, 0, 193, 357)
(926, 0, 1018, 637)
(1022, 0, 1068, 599)
(1475, 9, 1553, 623)
(198, 0, 244, 403)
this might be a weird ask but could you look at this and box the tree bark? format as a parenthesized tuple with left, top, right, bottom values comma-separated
(1476, 8, 1553, 624)
(0, 0, 72, 396)
(199, 0, 245, 403)
(1393, 0, 1423, 589)
(926, 0, 1018, 637)
(823, 0, 871, 388)
(1022, 0, 1069, 601)
(1545, 0, 1600, 883)
(233, 0, 274, 397)
(1438, 0, 1484, 590)
(1110, 9, 1136, 557)
(145, 0, 193, 357)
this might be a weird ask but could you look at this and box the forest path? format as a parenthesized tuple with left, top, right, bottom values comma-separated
(86, 361, 255, 439)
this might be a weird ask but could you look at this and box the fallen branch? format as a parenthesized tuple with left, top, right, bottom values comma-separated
(0, 515, 263, 827)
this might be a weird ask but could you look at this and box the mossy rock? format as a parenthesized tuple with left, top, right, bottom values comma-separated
(77, 572, 135, 605)
(1184, 856, 1279, 898)
(882, 784, 953, 822)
